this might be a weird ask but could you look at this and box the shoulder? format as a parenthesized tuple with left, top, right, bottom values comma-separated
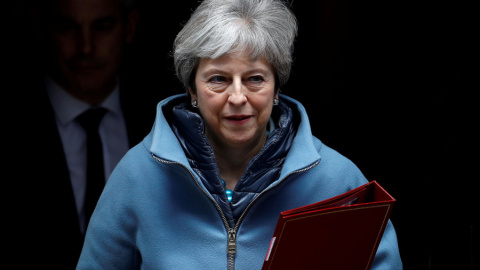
(290, 137, 369, 198)
(316, 141, 366, 182)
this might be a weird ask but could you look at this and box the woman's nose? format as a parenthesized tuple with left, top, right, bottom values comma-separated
(228, 78, 247, 105)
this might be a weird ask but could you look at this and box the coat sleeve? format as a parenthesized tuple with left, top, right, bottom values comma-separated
(316, 143, 403, 269)
(76, 151, 142, 270)
(371, 220, 403, 269)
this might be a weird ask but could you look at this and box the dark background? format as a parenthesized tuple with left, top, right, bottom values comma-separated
(7, 0, 476, 269)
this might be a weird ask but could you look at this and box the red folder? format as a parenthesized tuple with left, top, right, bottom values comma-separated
(262, 181, 395, 270)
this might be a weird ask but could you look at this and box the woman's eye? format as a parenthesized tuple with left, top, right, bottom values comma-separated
(249, 76, 264, 83)
(208, 76, 226, 83)
(206, 76, 228, 91)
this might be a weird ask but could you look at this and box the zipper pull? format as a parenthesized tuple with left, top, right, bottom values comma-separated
(228, 229, 237, 254)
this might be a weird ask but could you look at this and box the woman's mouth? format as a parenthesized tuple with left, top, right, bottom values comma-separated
(225, 115, 252, 123)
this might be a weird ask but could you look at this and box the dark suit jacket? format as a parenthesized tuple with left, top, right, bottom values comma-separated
(6, 74, 160, 269)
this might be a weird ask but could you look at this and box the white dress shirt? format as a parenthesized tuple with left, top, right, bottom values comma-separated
(45, 76, 130, 233)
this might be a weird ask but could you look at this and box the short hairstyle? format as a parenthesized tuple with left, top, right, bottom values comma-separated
(173, 0, 298, 91)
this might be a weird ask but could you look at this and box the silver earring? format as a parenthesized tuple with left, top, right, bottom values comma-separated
(273, 98, 279, 105)
(191, 100, 198, 108)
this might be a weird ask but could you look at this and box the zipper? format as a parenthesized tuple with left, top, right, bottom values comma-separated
(152, 154, 318, 269)
(152, 155, 235, 268)
(225, 160, 319, 269)
(228, 228, 237, 270)
(152, 155, 232, 228)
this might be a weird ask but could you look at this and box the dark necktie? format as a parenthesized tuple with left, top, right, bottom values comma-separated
(76, 108, 107, 228)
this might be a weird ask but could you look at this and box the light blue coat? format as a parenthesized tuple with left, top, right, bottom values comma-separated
(77, 94, 402, 269)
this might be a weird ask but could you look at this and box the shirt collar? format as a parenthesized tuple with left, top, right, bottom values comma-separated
(45, 76, 122, 126)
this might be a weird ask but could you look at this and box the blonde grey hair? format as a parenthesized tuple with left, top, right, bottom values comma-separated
(173, 0, 298, 90)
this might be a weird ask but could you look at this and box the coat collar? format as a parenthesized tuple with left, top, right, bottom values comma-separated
(276, 95, 322, 180)
(147, 94, 321, 179)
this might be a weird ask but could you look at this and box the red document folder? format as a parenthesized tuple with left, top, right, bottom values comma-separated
(262, 181, 395, 270)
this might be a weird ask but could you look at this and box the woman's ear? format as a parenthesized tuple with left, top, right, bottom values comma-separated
(188, 87, 199, 108)
(188, 87, 197, 101)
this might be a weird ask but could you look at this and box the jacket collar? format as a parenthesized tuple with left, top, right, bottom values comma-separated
(276, 95, 321, 180)
(147, 94, 321, 179)
(148, 94, 191, 165)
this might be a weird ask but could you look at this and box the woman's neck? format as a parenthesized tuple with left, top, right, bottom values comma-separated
(210, 134, 267, 191)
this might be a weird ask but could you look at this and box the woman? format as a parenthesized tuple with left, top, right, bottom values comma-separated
(77, 0, 402, 269)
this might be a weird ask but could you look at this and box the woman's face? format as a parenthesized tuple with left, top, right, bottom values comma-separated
(190, 52, 278, 151)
